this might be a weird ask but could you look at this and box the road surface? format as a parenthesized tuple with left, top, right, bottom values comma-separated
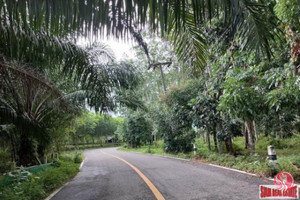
(51, 148, 273, 200)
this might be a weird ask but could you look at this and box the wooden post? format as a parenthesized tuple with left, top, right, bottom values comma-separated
(159, 65, 167, 93)
(148, 61, 172, 94)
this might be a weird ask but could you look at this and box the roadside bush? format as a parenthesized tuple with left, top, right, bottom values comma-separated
(65, 144, 97, 151)
(1, 182, 45, 200)
(123, 111, 152, 148)
(0, 149, 13, 173)
(59, 154, 74, 162)
(164, 128, 195, 153)
(278, 156, 300, 181)
(59, 151, 84, 164)
(154, 140, 164, 149)
(74, 153, 83, 163)
(63, 143, 120, 151)
(195, 149, 274, 177)
(156, 83, 199, 153)
(0, 161, 79, 200)
(256, 137, 282, 155)
(38, 161, 78, 191)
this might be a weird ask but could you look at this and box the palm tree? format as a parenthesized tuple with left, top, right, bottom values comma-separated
(0, 9, 139, 165)
(0, 50, 139, 165)
(0, 59, 68, 165)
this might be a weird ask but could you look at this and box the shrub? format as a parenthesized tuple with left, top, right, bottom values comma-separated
(123, 111, 152, 148)
(59, 151, 84, 164)
(277, 156, 300, 181)
(74, 153, 83, 164)
(164, 126, 195, 153)
(17, 182, 45, 200)
(59, 154, 74, 162)
(256, 137, 282, 155)
(0, 161, 79, 200)
(37, 161, 79, 191)
(0, 149, 13, 173)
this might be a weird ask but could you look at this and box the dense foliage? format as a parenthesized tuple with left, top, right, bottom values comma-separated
(0, 0, 300, 190)
(158, 84, 199, 152)
(67, 112, 124, 147)
(123, 111, 152, 148)
(0, 2, 138, 167)
(119, 0, 300, 162)
(0, 158, 80, 200)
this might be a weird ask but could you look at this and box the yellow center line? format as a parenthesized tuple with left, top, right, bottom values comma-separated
(100, 150, 165, 200)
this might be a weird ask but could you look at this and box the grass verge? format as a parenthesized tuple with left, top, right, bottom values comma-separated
(118, 140, 193, 160)
(0, 153, 82, 200)
(63, 143, 122, 151)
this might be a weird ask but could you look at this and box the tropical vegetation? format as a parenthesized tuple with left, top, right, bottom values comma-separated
(0, 0, 300, 198)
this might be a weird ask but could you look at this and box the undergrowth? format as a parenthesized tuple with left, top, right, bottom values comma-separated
(0, 153, 82, 200)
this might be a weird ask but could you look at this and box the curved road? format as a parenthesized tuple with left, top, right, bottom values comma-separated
(51, 148, 273, 200)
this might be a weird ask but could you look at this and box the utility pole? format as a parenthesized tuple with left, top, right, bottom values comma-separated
(148, 61, 172, 93)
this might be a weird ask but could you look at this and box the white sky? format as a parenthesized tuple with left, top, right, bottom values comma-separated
(76, 37, 135, 61)
(103, 39, 135, 60)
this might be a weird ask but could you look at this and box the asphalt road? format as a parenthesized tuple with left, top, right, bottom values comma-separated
(51, 148, 273, 200)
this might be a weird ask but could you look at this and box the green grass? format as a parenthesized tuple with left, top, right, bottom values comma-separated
(118, 141, 193, 159)
(119, 134, 300, 181)
(64, 143, 122, 151)
(0, 153, 83, 200)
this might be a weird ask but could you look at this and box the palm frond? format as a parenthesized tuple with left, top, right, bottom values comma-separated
(0, 59, 68, 127)
(82, 62, 138, 112)
(60, 90, 87, 102)
(114, 90, 148, 112)
(170, 11, 208, 72)
(0, 0, 277, 59)
(228, 0, 278, 58)
(86, 43, 116, 64)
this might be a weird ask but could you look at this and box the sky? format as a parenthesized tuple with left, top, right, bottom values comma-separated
(103, 39, 135, 60)
(76, 36, 135, 61)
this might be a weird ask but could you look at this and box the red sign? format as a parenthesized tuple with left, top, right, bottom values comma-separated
(260, 185, 298, 199)
(274, 171, 295, 191)
(259, 171, 298, 199)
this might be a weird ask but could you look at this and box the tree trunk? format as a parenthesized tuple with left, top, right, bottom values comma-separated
(291, 37, 300, 76)
(37, 144, 46, 163)
(206, 127, 211, 151)
(18, 130, 36, 166)
(99, 137, 103, 147)
(216, 123, 223, 154)
(225, 138, 234, 155)
(253, 121, 258, 141)
(212, 129, 218, 151)
(201, 132, 206, 143)
(293, 64, 299, 76)
(218, 141, 223, 154)
(75, 135, 79, 148)
(10, 134, 17, 165)
(243, 123, 249, 149)
(245, 121, 255, 155)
